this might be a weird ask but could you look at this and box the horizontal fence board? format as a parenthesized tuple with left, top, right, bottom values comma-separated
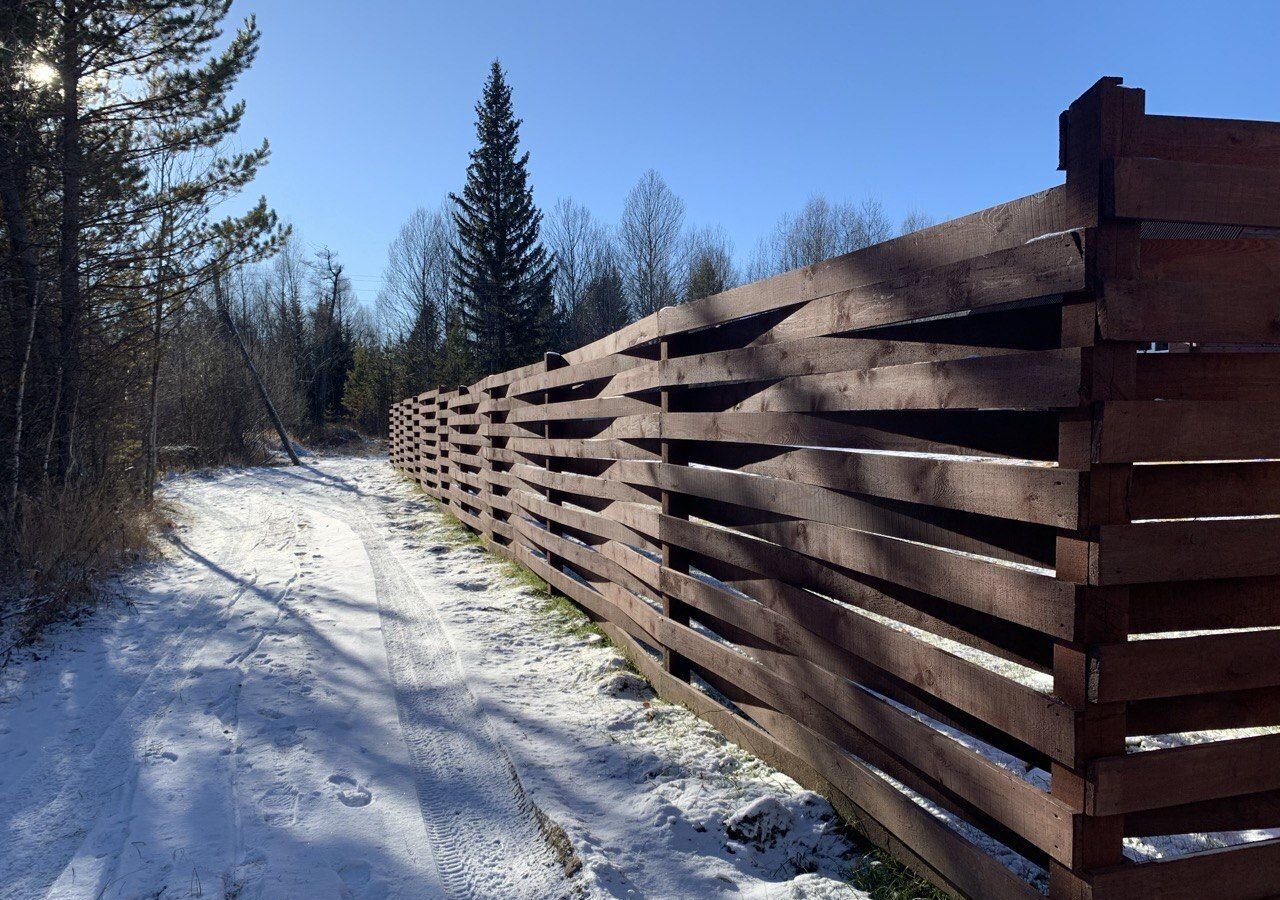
(1137, 113, 1280, 168)
(1136, 353, 1280, 402)
(720, 348, 1085, 414)
(1092, 630, 1280, 702)
(1089, 732, 1280, 815)
(1108, 157, 1280, 228)
(608, 336, 1022, 395)
(1090, 836, 1280, 900)
(1094, 520, 1280, 583)
(1095, 401, 1280, 462)
(744, 235, 1084, 347)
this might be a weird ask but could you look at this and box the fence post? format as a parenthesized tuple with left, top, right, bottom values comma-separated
(658, 332, 692, 681)
(1051, 76, 1144, 900)
(541, 352, 568, 578)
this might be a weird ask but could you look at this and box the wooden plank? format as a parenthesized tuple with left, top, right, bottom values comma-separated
(1125, 788, 1280, 837)
(608, 336, 1023, 396)
(663, 568, 1075, 860)
(1103, 240, 1280, 343)
(1094, 520, 1280, 583)
(1088, 732, 1280, 815)
(1107, 156, 1280, 229)
(1136, 113, 1280, 168)
(1136, 353, 1280, 402)
(1129, 575, 1280, 633)
(653, 464, 1053, 565)
(1131, 461, 1280, 520)
(1095, 401, 1280, 462)
(1092, 631, 1280, 702)
(505, 395, 654, 424)
(722, 348, 1084, 414)
(657, 410, 1059, 460)
(598, 619, 1042, 900)
(685, 449, 1077, 528)
(1090, 836, 1280, 900)
(1127, 685, 1280, 736)
(744, 234, 1084, 347)
(663, 514, 1074, 637)
(657, 188, 1074, 341)
(657, 527, 1074, 759)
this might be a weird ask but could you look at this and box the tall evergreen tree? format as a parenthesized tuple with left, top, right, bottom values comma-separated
(450, 61, 555, 375)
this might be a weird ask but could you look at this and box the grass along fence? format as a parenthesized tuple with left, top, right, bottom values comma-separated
(388, 77, 1280, 899)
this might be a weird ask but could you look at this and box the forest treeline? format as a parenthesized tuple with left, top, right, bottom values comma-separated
(0, 3, 929, 636)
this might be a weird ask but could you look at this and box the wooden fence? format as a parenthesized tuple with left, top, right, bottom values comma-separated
(388, 77, 1280, 899)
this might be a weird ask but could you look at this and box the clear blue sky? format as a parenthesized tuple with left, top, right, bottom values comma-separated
(232, 0, 1280, 305)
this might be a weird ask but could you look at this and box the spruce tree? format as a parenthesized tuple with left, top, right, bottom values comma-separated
(450, 61, 555, 376)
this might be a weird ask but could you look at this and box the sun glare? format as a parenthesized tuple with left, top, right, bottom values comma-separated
(27, 61, 57, 86)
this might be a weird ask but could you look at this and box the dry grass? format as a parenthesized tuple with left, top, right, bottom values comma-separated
(1, 475, 158, 649)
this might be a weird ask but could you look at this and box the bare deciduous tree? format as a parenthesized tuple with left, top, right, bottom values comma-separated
(747, 195, 893, 280)
(899, 208, 938, 235)
(619, 170, 685, 319)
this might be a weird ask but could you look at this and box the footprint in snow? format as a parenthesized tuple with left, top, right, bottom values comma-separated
(328, 774, 373, 808)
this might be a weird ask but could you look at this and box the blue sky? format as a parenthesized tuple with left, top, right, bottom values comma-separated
(232, 0, 1280, 305)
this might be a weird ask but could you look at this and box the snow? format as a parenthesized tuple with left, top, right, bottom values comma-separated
(0, 456, 867, 899)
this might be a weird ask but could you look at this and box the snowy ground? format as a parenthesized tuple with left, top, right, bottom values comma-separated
(0, 456, 867, 900)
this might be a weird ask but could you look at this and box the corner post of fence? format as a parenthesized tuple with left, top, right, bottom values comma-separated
(1051, 76, 1146, 900)
(539, 351, 569, 579)
(657, 330, 692, 682)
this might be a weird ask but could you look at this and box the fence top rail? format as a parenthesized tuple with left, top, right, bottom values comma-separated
(562, 184, 1075, 365)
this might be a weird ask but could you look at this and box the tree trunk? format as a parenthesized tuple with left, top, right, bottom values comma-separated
(142, 203, 173, 503)
(55, 2, 83, 480)
(8, 283, 41, 518)
(214, 275, 301, 466)
(0, 134, 43, 517)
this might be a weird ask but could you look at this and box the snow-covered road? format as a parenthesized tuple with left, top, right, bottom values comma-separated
(0, 456, 864, 900)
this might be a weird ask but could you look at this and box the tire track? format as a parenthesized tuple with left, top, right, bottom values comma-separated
(336, 502, 570, 900)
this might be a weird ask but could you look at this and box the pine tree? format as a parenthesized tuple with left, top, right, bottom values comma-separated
(685, 254, 726, 301)
(450, 61, 555, 375)
(570, 265, 630, 347)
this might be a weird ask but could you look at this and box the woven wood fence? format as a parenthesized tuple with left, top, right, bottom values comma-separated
(388, 77, 1280, 899)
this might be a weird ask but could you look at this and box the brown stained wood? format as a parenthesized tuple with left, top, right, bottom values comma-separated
(655, 618, 1053, 900)
(657, 189, 1075, 342)
(747, 234, 1085, 348)
(1107, 157, 1280, 229)
(505, 395, 654, 424)
(656, 410, 1059, 460)
(602, 622, 1040, 900)
(655, 463, 1054, 565)
(1135, 353, 1280, 402)
(721, 348, 1085, 414)
(1137, 113, 1280, 168)
(688, 449, 1077, 527)
(1129, 575, 1280, 633)
(384, 81, 1280, 899)
(608, 336, 1024, 396)
(1102, 276, 1280, 344)
(1125, 788, 1280, 838)
(1094, 400, 1280, 462)
(1113, 239, 1280, 343)
(1131, 461, 1280, 520)
(505, 350, 648, 397)
(656, 548, 1075, 759)
(1090, 836, 1280, 900)
(1088, 732, 1280, 816)
(1092, 630, 1280, 702)
(663, 514, 1074, 637)
(1094, 519, 1280, 584)
(663, 567, 1075, 859)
